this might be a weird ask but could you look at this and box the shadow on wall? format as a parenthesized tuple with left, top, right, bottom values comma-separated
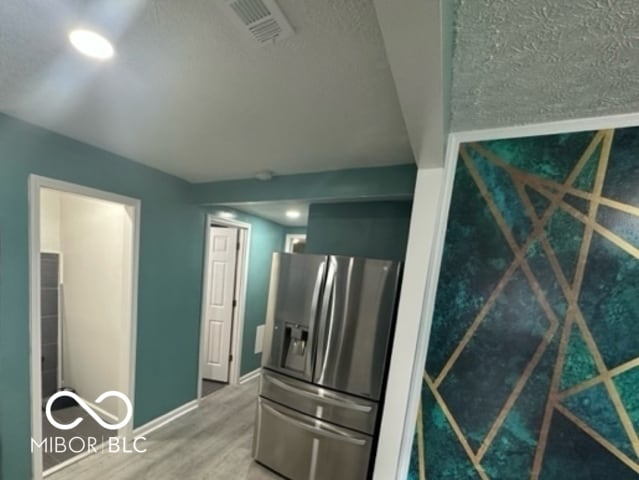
(410, 127, 639, 479)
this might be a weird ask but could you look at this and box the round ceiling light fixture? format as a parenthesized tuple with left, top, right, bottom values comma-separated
(286, 210, 301, 219)
(69, 29, 114, 60)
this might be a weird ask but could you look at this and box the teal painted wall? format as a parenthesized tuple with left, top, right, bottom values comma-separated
(209, 208, 285, 375)
(305, 201, 412, 261)
(409, 127, 639, 478)
(0, 114, 205, 480)
(191, 164, 417, 204)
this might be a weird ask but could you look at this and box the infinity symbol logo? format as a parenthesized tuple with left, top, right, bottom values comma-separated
(45, 390, 133, 431)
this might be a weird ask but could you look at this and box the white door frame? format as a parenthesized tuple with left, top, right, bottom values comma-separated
(28, 175, 141, 480)
(284, 233, 306, 253)
(375, 110, 639, 479)
(198, 213, 251, 396)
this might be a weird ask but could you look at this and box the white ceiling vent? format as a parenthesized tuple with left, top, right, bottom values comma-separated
(225, 0, 294, 46)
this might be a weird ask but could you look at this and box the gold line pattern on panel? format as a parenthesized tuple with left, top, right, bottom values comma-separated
(541, 197, 639, 259)
(424, 374, 489, 480)
(558, 357, 639, 401)
(436, 145, 567, 388)
(416, 398, 426, 480)
(556, 405, 639, 475)
(460, 148, 561, 463)
(418, 129, 639, 479)
(522, 131, 639, 461)
(481, 130, 639, 472)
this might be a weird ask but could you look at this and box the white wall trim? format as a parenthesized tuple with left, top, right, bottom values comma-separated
(132, 400, 199, 438)
(284, 233, 306, 253)
(452, 111, 639, 143)
(372, 164, 452, 480)
(239, 368, 261, 384)
(42, 438, 110, 478)
(197, 214, 251, 399)
(29, 175, 140, 480)
(380, 135, 459, 480)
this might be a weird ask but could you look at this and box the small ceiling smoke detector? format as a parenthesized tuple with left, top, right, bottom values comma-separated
(255, 170, 274, 181)
(68, 29, 114, 60)
(225, 0, 294, 46)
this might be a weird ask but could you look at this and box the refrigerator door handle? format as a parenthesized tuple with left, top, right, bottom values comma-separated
(261, 402, 368, 446)
(309, 260, 326, 325)
(314, 257, 336, 383)
(305, 260, 326, 376)
(266, 375, 373, 413)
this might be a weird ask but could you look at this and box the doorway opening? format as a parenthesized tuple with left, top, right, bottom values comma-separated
(198, 214, 250, 399)
(29, 176, 140, 479)
(284, 233, 307, 253)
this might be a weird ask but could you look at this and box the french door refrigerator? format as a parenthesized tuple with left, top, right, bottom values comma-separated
(253, 253, 401, 480)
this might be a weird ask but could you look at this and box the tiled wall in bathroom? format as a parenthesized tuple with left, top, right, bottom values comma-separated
(41, 253, 59, 399)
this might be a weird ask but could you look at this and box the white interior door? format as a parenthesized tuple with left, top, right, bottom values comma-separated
(203, 226, 238, 382)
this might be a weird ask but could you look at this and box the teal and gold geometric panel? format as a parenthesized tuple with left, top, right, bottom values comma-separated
(525, 185, 552, 219)
(540, 413, 638, 479)
(482, 131, 595, 183)
(561, 383, 636, 460)
(571, 140, 601, 191)
(602, 127, 639, 208)
(561, 193, 590, 215)
(438, 268, 550, 453)
(468, 147, 532, 246)
(543, 209, 584, 286)
(425, 160, 514, 379)
(597, 204, 639, 248)
(409, 127, 639, 479)
(614, 367, 639, 436)
(559, 323, 598, 392)
(579, 233, 639, 369)
(481, 334, 560, 479)
(525, 240, 568, 319)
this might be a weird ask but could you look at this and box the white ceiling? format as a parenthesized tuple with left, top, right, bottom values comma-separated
(0, 0, 413, 182)
(225, 201, 309, 226)
(451, 0, 639, 131)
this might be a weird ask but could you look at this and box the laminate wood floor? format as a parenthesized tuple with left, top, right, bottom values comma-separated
(48, 380, 282, 480)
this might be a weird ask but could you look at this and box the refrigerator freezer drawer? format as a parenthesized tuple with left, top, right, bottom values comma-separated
(260, 370, 378, 435)
(253, 397, 372, 480)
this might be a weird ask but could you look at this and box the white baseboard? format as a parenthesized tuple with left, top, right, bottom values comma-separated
(43, 439, 109, 477)
(239, 368, 261, 384)
(133, 400, 198, 438)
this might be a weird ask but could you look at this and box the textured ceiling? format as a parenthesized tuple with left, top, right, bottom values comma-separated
(0, 0, 412, 182)
(451, 0, 639, 131)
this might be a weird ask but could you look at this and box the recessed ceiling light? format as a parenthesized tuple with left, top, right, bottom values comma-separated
(286, 210, 300, 219)
(69, 29, 114, 60)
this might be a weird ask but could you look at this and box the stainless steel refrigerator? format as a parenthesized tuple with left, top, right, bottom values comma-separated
(253, 253, 402, 480)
